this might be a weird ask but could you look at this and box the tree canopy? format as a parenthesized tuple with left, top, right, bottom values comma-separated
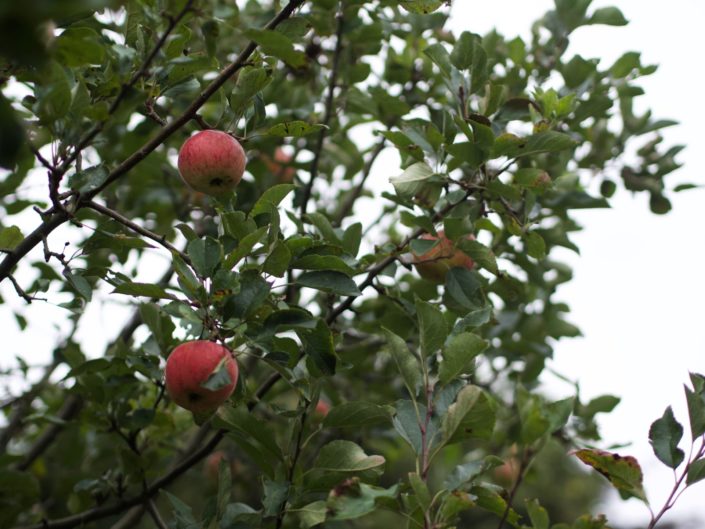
(0, 1, 703, 529)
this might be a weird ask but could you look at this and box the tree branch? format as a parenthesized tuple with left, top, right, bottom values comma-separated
(84, 200, 192, 266)
(300, 2, 345, 217)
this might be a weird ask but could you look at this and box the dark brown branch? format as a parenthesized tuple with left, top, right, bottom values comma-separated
(0, 0, 305, 286)
(145, 499, 169, 529)
(7, 274, 44, 303)
(84, 200, 192, 266)
(300, 3, 345, 217)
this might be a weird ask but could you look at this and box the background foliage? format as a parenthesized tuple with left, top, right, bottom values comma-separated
(0, 1, 703, 528)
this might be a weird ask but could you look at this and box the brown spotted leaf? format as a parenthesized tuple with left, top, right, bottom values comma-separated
(574, 449, 648, 503)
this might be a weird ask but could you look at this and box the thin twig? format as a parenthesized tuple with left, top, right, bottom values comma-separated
(84, 200, 192, 266)
(275, 408, 309, 529)
(7, 274, 44, 303)
(145, 499, 169, 529)
(300, 2, 345, 217)
(28, 143, 55, 172)
(496, 448, 534, 529)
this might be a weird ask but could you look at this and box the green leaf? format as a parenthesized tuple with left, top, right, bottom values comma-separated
(266, 120, 326, 137)
(444, 267, 484, 314)
(112, 282, 177, 301)
(383, 328, 421, 398)
(393, 399, 429, 454)
(217, 407, 283, 463)
(685, 380, 705, 439)
(686, 458, 705, 485)
(305, 212, 341, 245)
(55, 27, 105, 67)
(0, 94, 25, 169)
(450, 32, 488, 92)
(244, 29, 307, 68)
(491, 131, 577, 159)
(416, 298, 448, 360)
(313, 440, 385, 472)
(224, 226, 268, 269)
(262, 478, 288, 516)
(296, 501, 326, 528)
(399, 0, 445, 14)
(68, 165, 109, 193)
(298, 319, 337, 375)
(574, 449, 648, 502)
(200, 356, 234, 391)
(164, 491, 200, 529)
(588, 6, 628, 26)
(443, 456, 503, 490)
(216, 455, 232, 517)
(441, 385, 482, 442)
(447, 141, 486, 169)
(327, 482, 399, 521)
(525, 231, 547, 259)
(457, 239, 498, 275)
(439, 332, 488, 385)
(408, 472, 431, 510)
(0, 226, 23, 251)
(323, 402, 392, 429)
(297, 271, 361, 296)
(649, 406, 685, 469)
(229, 66, 273, 114)
(526, 498, 550, 529)
(546, 397, 575, 432)
(263, 240, 291, 278)
(222, 271, 270, 320)
(187, 237, 222, 278)
(220, 503, 262, 527)
(292, 254, 354, 276)
(423, 43, 453, 79)
(389, 161, 434, 198)
(342, 222, 362, 257)
(37, 62, 72, 122)
(251, 183, 297, 217)
(471, 485, 521, 527)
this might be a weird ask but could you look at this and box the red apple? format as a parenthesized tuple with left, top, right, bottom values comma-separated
(165, 340, 238, 414)
(313, 399, 331, 419)
(411, 230, 475, 283)
(177, 130, 246, 196)
(263, 147, 296, 184)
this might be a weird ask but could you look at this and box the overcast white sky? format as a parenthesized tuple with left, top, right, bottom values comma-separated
(446, 1, 705, 526)
(1, 1, 704, 527)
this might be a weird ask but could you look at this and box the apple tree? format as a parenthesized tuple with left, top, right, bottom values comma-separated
(1, 1, 704, 528)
